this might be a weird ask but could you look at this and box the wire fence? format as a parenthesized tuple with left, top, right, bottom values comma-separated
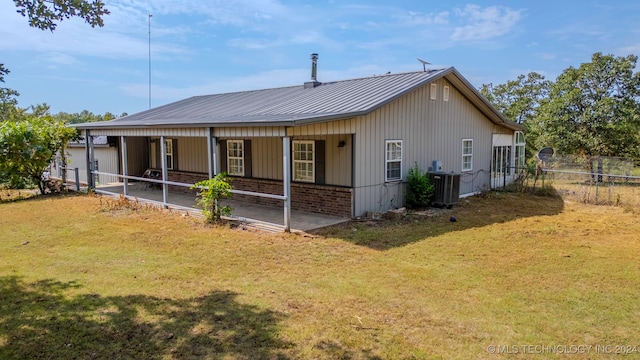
(515, 155, 640, 207)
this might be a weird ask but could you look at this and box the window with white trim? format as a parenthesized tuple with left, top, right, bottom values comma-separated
(165, 138, 174, 170)
(514, 131, 526, 171)
(385, 140, 403, 181)
(462, 139, 473, 172)
(293, 140, 314, 182)
(227, 140, 244, 176)
(443, 86, 450, 101)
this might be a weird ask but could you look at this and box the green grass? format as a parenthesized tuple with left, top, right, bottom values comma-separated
(1, 192, 640, 359)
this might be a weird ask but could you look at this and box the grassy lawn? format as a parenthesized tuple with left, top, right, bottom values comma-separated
(1, 192, 639, 359)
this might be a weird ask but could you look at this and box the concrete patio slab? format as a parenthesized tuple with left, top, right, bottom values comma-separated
(95, 183, 349, 232)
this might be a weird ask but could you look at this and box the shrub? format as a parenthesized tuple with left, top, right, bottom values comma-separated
(191, 172, 233, 224)
(405, 163, 434, 209)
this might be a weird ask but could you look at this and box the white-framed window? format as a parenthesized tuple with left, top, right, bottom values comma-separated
(443, 86, 450, 101)
(293, 140, 314, 182)
(165, 138, 174, 170)
(227, 140, 244, 176)
(385, 140, 403, 182)
(462, 139, 473, 172)
(514, 131, 526, 171)
(430, 83, 437, 100)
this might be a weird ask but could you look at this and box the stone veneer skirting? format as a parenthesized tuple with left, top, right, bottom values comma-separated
(166, 171, 353, 218)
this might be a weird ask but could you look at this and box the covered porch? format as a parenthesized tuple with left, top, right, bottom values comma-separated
(81, 125, 354, 232)
(95, 183, 349, 232)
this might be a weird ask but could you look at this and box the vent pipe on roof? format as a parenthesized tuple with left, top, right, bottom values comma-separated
(305, 53, 321, 89)
(311, 53, 318, 81)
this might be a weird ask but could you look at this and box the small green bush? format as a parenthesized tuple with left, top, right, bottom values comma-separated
(191, 172, 233, 224)
(405, 163, 434, 209)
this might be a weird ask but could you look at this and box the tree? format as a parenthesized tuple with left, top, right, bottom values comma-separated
(480, 72, 550, 125)
(0, 112, 80, 193)
(537, 53, 640, 164)
(480, 72, 551, 159)
(13, 0, 110, 31)
(191, 173, 233, 224)
(0, 64, 20, 121)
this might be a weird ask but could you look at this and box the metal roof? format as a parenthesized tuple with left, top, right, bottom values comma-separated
(76, 67, 524, 131)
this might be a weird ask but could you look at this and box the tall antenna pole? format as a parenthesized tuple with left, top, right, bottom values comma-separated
(148, 13, 152, 109)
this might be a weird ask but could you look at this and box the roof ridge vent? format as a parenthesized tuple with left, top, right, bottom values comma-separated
(304, 53, 321, 88)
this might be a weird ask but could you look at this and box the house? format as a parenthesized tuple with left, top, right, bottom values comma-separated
(74, 59, 525, 230)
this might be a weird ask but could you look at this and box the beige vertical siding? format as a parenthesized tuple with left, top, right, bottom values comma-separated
(352, 78, 514, 216)
(288, 134, 352, 186)
(251, 137, 283, 179)
(215, 127, 286, 137)
(66, 146, 119, 184)
(177, 137, 208, 173)
(218, 135, 352, 187)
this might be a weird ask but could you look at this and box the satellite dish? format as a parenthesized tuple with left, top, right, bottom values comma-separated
(537, 147, 554, 162)
(417, 58, 431, 71)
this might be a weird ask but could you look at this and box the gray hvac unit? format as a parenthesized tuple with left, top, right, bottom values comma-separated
(428, 172, 461, 208)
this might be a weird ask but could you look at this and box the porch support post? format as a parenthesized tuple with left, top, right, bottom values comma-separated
(207, 127, 217, 178)
(84, 129, 91, 189)
(121, 136, 129, 195)
(283, 136, 291, 232)
(160, 135, 169, 207)
(87, 130, 95, 189)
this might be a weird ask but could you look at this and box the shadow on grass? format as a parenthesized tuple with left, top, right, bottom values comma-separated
(0, 276, 292, 359)
(313, 192, 565, 251)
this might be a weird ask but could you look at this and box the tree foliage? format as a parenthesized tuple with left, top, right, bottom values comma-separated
(481, 52, 640, 163)
(537, 53, 640, 160)
(0, 64, 20, 121)
(191, 173, 233, 224)
(13, 0, 110, 31)
(52, 109, 124, 124)
(405, 163, 434, 209)
(480, 72, 551, 125)
(0, 111, 80, 193)
(480, 72, 551, 160)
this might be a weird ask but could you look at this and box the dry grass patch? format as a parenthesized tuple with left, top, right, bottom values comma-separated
(1, 192, 640, 359)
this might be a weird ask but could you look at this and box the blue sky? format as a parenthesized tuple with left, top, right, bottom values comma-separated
(1, 0, 639, 115)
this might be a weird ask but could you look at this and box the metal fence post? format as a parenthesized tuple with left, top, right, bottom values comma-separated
(74, 168, 80, 191)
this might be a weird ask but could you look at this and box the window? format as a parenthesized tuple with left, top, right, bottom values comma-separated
(385, 140, 403, 181)
(462, 139, 473, 171)
(430, 83, 437, 100)
(443, 86, 450, 101)
(165, 138, 174, 170)
(514, 131, 526, 171)
(227, 140, 244, 176)
(293, 141, 314, 182)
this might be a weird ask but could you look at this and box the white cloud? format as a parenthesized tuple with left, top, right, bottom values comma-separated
(450, 4, 522, 42)
(537, 53, 557, 60)
(46, 52, 80, 66)
(394, 10, 449, 26)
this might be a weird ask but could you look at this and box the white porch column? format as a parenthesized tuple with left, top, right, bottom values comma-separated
(121, 136, 129, 195)
(207, 127, 217, 178)
(283, 136, 291, 232)
(160, 135, 169, 207)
